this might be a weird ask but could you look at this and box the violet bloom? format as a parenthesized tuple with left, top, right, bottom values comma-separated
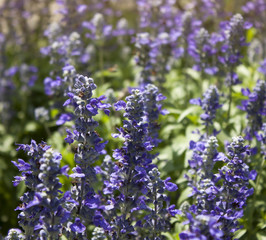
(5, 228, 25, 240)
(175, 11, 202, 62)
(134, 32, 174, 87)
(182, 136, 256, 239)
(82, 13, 112, 41)
(2, 64, 38, 94)
(180, 214, 223, 240)
(142, 84, 168, 147)
(63, 74, 111, 236)
(181, 137, 223, 239)
(216, 136, 256, 237)
(185, 0, 224, 21)
(134, 32, 154, 86)
(239, 80, 266, 140)
(137, 0, 177, 33)
(242, 0, 266, 53)
(186, 137, 221, 212)
(41, 26, 82, 76)
(41, 23, 84, 104)
(190, 85, 222, 135)
(102, 86, 178, 239)
(0, 68, 16, 125)
(12, 141, 69, 239)
(136, 167, 180, 238)
(188, 28, 218, 75)
(218, 14, 251, 87)
(257, 123, 266, 156)
(258, 58, 266, 75)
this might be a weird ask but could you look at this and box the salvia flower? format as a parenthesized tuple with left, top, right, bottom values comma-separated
(135, 32, 174, 87)
(242, 0, 266, 48)
(190, 85, 222, 135)
(180, 214, 223, 240)
(239, 80, 266, 140)
(142, 84, 168, 147)
(258, 58, 266, 75)
(102, 85, 178, 239)
(135, 167, 180, 238)
(188, 27, 218, 75)
(219, 14, 251, 86)
(186, 137, 221, 211)
(182, 136, 255, 238)
(82, 13, 112, 41)
(175, 11, 202, 62)
(12, 141, 69, 239)
(63, 73, 111, 235)
(41, 27, 82, 70)
(5, 229, 25, 240)
(215, 136, 255, 236)
(137, 0, 177, 33)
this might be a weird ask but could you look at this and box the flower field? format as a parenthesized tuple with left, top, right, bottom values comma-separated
(0, 0, 265, 239)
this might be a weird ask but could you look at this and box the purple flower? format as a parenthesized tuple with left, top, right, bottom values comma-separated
(56, 113, 73, 125)
(61, 72, 110, 237)
(190, 86, 222, 135)
(164, 177, 178, 191)
(70, 218, 86, 233)
(239, 80, 266, 140)
(114, 100, 126, 111)
(101, 86, 177, 238)
(13, 141, 69, 239)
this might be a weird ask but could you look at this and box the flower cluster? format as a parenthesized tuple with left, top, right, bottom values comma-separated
(188, 27, 218, 75)
(136, 0, 177, 33)
(242, 0, 266, 43)
(12, 140, 69, 239)
(2, 1, 263, 239)
(216, 136, 256, 237)
(190, 85, 222, 135)
(63, 74, 111, 237)
(180, 213, 223, 240)
(134, 32, 174, 87)
(239, 80, 266, 140)
(181, 136, 256, 239)
(219, 14, 251, 86)
(100, 85, 178, 239)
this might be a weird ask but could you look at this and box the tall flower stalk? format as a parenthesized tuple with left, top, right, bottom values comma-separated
(101, 84, 178, 239)
(181, 136, 256, 239)
(63, 73, 111, 238)
(218, 14, 251, 120)
(190, 85, 222, 136)
(12, 140, 69, 239)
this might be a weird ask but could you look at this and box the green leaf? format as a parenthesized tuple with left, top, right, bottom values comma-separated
(25, 122, 38, 132)
(162, 232, 176, 240)
(172, 135, 188, 154)
(233, 229, 246, 239)
(246, 27, 257, 42)
(185, 68, 200, 80)
(51, 109, 59, 118)
(60, 235, 68, 240)
(256, 233, 266, 240)
(178, 187, 192, 205)
(178, 106, 198, 123)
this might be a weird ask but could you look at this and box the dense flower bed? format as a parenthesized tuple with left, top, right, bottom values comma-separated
(0, 0, 265, 239)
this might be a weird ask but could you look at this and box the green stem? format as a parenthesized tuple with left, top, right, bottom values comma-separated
(117, 168, 133, 239)
(248, 156, 265, 236)
(183, 50, 189, 106)
(227, 83, 232, 121)
(44, 122, 51, 138)
(99, 44, 104, 87)
(153, 188, 158, 239)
